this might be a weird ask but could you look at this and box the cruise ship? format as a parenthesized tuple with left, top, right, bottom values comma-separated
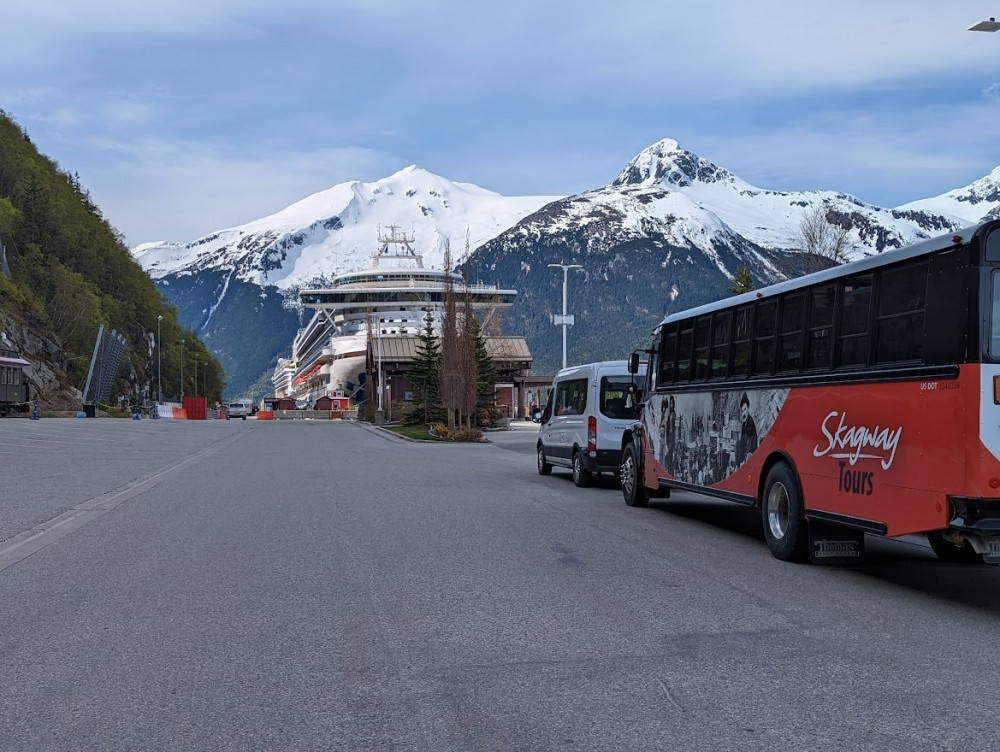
(273, 227, 516, 406)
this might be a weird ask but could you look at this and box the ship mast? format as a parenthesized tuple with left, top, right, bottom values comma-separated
(372, 225, 423, 269)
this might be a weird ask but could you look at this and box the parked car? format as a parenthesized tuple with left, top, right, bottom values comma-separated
(227, 399, 253, 420)
(536, 360, 645, 486)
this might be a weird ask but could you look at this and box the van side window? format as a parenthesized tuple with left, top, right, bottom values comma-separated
(553, 378, 588, 416)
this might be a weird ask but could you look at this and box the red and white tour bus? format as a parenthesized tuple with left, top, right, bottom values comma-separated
(620, 218, 1000, 564)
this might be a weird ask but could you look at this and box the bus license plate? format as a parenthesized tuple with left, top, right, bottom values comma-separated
(985, 539, 1000, 565)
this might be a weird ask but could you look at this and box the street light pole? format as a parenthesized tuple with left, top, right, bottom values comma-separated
(180, 339, 185, 401)
(969, 16, 1000, 31)
(548, 263, 584, 370)
(156, 315, 163, 402)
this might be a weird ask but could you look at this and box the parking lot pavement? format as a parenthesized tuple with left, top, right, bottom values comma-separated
(0, 417, 247, 543)
(485, 420, 538, 455)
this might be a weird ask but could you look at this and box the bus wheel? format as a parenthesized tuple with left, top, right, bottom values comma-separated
(762, 463, 808, 562)
(927, 531, 984, 563)
(621, 442, 649, 508)
(572, 450, 592, 487)
(537, 444, 552, 476)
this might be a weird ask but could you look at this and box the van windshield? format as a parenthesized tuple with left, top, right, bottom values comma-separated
(600, 377, 642, 420)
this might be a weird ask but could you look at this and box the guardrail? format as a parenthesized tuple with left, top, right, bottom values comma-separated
(272, 409, 360, 420)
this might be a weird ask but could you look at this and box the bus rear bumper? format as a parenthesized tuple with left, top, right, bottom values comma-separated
(947, 496, 1000, 532)
(945, 497, 1000, 562)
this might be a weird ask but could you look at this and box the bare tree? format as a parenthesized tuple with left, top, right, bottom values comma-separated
(458, 288, 478, 428)
(439, 240, 461, 430)
(796, 205, 853, 273)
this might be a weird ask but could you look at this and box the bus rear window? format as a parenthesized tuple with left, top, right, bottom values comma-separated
(991, 272, 1000, 359)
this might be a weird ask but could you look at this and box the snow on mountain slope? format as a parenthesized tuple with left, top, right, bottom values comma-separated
(601, 138, 959, 262)
(132, 166, 560, 289)
(898, 166, 1000, 226)
(488, 137, 969, 298)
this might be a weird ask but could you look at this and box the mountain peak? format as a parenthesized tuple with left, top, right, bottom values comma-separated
(611, 138, 736, 190)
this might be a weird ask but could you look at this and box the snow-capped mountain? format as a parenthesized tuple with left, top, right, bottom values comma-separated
(132, 166, 560, 289)
(496, 138, 965, 272)
(468, 138, 987, 376)
(136, 137, 1000, 395)
(898, 166, 1000, 225)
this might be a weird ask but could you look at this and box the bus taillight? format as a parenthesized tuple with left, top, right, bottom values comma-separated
(588, 416, 597, 450)
(994, 375, 1000, 405)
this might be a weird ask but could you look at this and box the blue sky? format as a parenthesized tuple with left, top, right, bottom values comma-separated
(3, 1, 1000, 247)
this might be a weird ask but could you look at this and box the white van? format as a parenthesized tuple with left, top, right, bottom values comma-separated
(536, 360, 645, 486)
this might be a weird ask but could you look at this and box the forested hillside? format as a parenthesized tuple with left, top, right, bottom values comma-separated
(0, 111, 222, 408)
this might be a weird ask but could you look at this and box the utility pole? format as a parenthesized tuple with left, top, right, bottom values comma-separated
(157, 315, 163, 402)
(548, 263, 584, 370)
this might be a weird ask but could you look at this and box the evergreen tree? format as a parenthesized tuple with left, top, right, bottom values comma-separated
(406, 307, 443, 425)
(0, 110, 221, 406)
(729, 265, 755, 294)
(472, 317, 498, 426)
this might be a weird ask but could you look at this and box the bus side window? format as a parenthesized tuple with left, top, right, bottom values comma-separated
(836, 274, 872, 367)
(659, 326, 677, 386)
(677, 323, 694, 382)
(693, 317, 711, 380)
(711, 311, 731, 379)
(752, 301, 777, 375)
(874, 262, 927, 363)
(778, 293, 805, 372)
(806, 284, 835, 370)
(731, 304, 753, 377)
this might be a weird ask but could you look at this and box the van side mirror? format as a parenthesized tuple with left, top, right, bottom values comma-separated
(627, 352, 641, 374)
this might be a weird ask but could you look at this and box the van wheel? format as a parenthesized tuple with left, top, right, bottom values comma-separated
(537, 445, 552, 476)
(621, 441, 648, 507)
(572, 450, 592, 487)
(762, 462, 809, 562)
(927, 531, 984, 563)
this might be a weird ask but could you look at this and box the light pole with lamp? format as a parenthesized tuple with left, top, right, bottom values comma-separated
(548, 262, 584, 370)
(156, 315, 163, 402)
(969, 16, 1000, 31)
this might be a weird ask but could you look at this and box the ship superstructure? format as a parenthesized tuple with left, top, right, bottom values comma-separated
(273, 227, 516, 406)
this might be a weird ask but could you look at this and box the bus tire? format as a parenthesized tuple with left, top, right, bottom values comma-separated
(572, 450, 592, 487)
(927, 531, 984, 564)
(762, 462, 809, 562)
(537, 444, 552, 476)
(621, 442, 649, 508)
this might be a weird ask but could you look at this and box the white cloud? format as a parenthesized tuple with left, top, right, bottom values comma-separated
(77, 138, 402, 245)
(5, 1, 1000, 246)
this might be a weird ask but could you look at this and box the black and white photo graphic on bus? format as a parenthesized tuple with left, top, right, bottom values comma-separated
(646, 388, 789, 485)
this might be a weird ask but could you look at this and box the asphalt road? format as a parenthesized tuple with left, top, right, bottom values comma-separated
(1, 417, 999, 751)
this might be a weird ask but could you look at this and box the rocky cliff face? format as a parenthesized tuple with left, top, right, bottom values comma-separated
(1, 313, 81, 412)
